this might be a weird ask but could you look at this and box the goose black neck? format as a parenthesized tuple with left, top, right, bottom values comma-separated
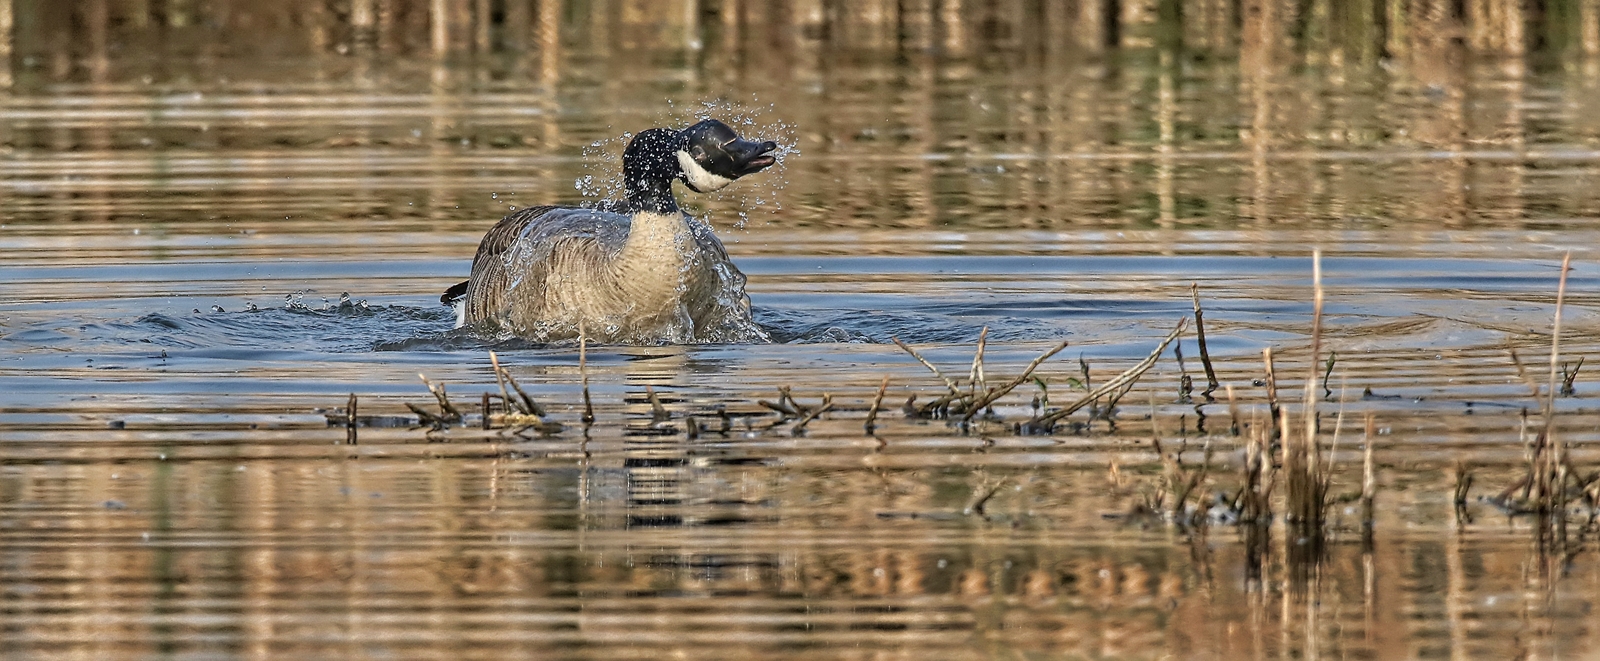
(624, 177, 680, 215)
(620, 127, 686, 215)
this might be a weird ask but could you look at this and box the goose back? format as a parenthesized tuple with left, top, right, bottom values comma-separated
(460, 205, 767, 344)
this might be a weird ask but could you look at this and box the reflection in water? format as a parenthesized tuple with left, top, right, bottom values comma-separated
(6, 0, 1600, 658)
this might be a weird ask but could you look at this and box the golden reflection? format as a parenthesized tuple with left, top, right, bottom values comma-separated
(7, 1, 1600, 658)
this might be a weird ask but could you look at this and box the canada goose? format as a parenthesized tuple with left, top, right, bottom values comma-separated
(442, 119, 779, 344)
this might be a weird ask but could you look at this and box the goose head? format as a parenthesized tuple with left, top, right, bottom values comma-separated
(621, 119, 779, 213)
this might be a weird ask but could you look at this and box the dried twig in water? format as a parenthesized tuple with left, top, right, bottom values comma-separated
(963, 474, 1010, 517)
(407, 402, 442, 428)
(346, 392, 358, 445)
(1262, 347, 1280, 437)
(961, 339, 1070, 423)
(418, 374, 463, 422)
(968, 326, 990, 393)
(646, 386, 669, 421)
(1192, 283, 1220, 397)
(760, 386, 801, 417)
(1026, 319, 1188, 430)
(489, 352, 544, 417)
(1321, 352, 1337, 399)
(1154, 433, 1214, 524)
(1226, 384, 1241, 436)
(865, 377, 889, 433)
(481, 392, 491, 430)
(1286, 250, 1329, 534)
(1453, 461, 1474, 511)
(489, 351, 518, 413)
(892, 336, 962, 395)
(1540, 253, 1572, 517)
(1361, 413, 1376, 533)
(579, 332, 595, 424)
(1507, 347, 1541, 399)
(1561, 357, 1583, 397)
(791, 394, 833, 435)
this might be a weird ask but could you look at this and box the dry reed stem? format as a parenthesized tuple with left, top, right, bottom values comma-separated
(346, 392, 358, 444)
(961, 339, 1071, 422)
(1192, 283, 1220, 397)
(1453, 461, 1473, 510)
(759, 386, 802, 417)
(1561, 357, 1583, 396)
(1288, 250, 1328, 534)
(489, 351, 517, 413)
(419, 374, 463, 421)
(963, 474, 1009, 517)
(645, 386, 668, 421)
(1541, 253, 1572, 516)
(968, 326, 989, 392)
(1153, 430, 1213, 523)
(791, 395, 833, 435)
(406, 402, 441, 427)
(579, 332, 594, 424)
(1262, 347, 1280, 437)
(1029, 318, 1188, 429)
(865, 376, 889, 432)
(1508, 348, 1541, 399)
(480, 392, 491, 430)
(1361, 413, 1376, 530)
(1238, 405, 1273, 524)
(489, 352, 544, 417)
(1226, 384, 1241, 436)
(892, 336, 963, 395)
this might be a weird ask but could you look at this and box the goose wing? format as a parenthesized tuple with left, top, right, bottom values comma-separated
(460, 205, 633, 326)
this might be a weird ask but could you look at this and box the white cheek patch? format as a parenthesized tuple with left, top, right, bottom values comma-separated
(677, 150, 733, 192)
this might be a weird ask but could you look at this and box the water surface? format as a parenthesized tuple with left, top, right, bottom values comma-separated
(7, 1, 1600, 658)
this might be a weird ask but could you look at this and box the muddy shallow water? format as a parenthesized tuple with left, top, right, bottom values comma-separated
(8, 1, 1600, 659)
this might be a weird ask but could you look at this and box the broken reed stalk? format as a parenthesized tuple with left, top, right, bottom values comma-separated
(963, 474, 1009, 517)
(1226, 384, 1241, 436)
(865, 376, 889, 433)
(1508, 348, 1541, 399)
(791, 394, 833, 435)
(968, 326, 989, 393)
(892, 336, 963, 395)
(1540, 253, 1571, 517)
(481, 392, 491, 430)
(346, 392, 358, 444)
(489, 351, 545, 417)
(1361, 413, 1376, 533)
(418, 374, 463, 422)
(1287, 249, 1328, 534)
(1453, 461, 1473, 511)
(579, 331, 594, 424)
(1262, 347, 1280, 437)
(760, 386, 803, 417)
(961, 339, 1071, 423)
(1561, 357, 1583, 397)
(645, 385, 669, 421)
(1154, 432, 1213, 523)
(1191, 283, 1220, 397)
(1028, 318, 1188, 429)
(489, 350, 517, 413)
(1238, 405, 1273, 524)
